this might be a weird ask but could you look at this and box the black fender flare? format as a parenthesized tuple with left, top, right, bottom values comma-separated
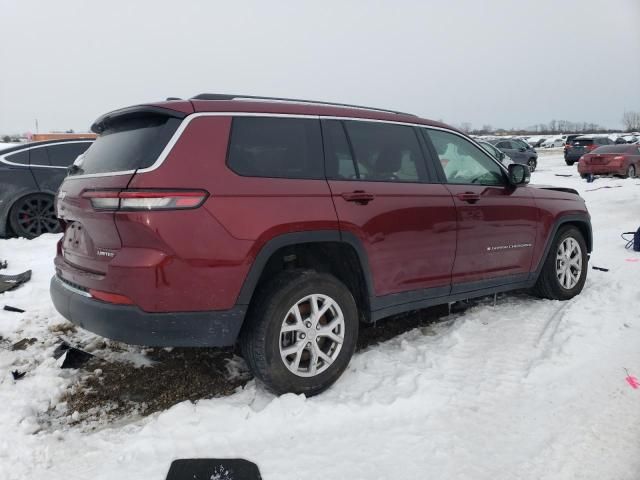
(532, 213, 593, 279)
(235, 230, 375, 306)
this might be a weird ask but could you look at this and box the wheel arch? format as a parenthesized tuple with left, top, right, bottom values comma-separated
(533, 213, 592, 278)
(236, 230, 374, 322)
(7, 190, 59, 237)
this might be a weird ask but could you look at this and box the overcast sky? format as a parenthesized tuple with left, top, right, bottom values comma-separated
(1, 0, 638, 134)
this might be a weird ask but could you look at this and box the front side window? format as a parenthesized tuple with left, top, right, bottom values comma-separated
(496, 141, 511, 149)
(227, 117, 323, 179)
(29, 147, 50, 166)
(426, 129, 505, 186)
(342, 120, 427, 182)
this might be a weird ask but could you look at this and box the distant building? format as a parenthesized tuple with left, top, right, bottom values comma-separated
(30, 132, 96, 141)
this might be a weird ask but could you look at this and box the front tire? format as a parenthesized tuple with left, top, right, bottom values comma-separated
(240, 270, 358, 396)
(9, 193, 61, 239)
(533, 226, 588, 300)
(565, 160, 575, 166)
(527, 158, 537, 172)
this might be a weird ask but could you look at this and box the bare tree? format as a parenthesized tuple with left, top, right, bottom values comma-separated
(622, 111, 640, 132)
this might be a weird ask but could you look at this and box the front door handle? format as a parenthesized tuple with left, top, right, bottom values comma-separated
(342, 191, 375, 204)
(456, 192, 480, 204)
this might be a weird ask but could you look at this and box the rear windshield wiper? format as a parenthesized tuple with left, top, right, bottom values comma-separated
(67, 164, 84, 175)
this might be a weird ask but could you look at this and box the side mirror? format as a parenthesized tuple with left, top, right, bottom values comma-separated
(518, 147, 526, 152)
(508, 163, 530, 186)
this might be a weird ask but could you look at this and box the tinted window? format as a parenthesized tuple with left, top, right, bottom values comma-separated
(481, 142, 501, 159)
(29, 147, 50, 166)
(227, 117, 323, 179)
(47, 142, 91, 167)
(592, 145, 634, 154)
(343, 121, 426, 182)
(426, 129, 504, 186)
(4, 150, 29, 165)
(572, 139, 593, 146)
(322, 120, 357, 179)
(496, 141, 511, 149)
(71, 115, 181, 176)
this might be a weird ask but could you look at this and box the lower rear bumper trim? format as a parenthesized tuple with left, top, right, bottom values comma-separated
(50, 275, 246, 347)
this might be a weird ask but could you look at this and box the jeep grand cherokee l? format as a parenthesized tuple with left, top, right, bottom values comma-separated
(50, 94, 592, 395)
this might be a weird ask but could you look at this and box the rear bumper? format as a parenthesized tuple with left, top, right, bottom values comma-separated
(50, 275, 246, 347)
(577, 164, 625, 176)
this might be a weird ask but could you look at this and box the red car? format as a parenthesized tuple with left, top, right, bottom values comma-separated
(50, 94, 592, 395)
(578, 144, 640, 178)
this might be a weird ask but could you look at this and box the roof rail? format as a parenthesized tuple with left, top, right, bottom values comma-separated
(190, 93, 416, 116)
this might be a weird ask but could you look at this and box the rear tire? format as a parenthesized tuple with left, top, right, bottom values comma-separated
(565, 160, 575, 166)
(9, 193, 61, 239)
(533, 226, 588, 300)
(240, 270, 358, 396)
(527, 158, 537, 172)
(624, 164, 636, 178)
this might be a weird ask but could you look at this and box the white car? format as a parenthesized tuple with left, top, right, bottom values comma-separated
(542, 137, 565, 148)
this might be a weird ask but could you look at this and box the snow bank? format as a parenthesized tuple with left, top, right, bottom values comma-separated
(1, 153, 639, 480)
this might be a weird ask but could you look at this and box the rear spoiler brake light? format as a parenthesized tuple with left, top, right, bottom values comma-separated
(82, 189, 209, 211)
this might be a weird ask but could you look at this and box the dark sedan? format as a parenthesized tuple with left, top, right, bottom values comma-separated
(0, 139, 93, 238)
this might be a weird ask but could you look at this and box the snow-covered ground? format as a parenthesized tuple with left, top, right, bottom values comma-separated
(1, 151, 639, 480)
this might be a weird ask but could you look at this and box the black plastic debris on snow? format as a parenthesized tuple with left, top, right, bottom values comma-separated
(4, 305, 25, 313)
(11, 370, 26, 380)
(53, 342, 94, 369)
(0, 270, 32, 294)
(11, 338, 37, 350)
(166, 459, 262, 480)
(0, 260, 7, 270)
(592, 266, 609, 272)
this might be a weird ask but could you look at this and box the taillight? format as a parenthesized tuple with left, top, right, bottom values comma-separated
(613, 155, 625, 161)
(82, 189, 208, 211)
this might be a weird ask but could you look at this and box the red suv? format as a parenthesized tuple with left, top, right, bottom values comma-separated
(50, 94, 592, 395)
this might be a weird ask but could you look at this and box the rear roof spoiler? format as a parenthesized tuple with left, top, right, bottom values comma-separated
(91, 105, 189, 134)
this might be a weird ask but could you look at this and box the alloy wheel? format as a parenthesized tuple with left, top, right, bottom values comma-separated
(555, 237, 582, 289)
(16, 196, 61, 237)
(279, 294, 345, 377)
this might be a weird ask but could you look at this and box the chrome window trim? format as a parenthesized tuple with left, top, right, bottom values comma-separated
(65, 111, 507, 180)
(0, 140, 94, 169)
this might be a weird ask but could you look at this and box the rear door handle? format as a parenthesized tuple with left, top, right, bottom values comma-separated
(342, 191, 375, 204)
(456, 192, 480, 204)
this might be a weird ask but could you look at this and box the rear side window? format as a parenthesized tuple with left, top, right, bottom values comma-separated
(496, 141, 512, 149)
(322, 120, 357, 179)
(341, 120, 427, 182)
(227, 117, 323, 179)
(47, 142, 92, 167)
(70, 115, 181, 176)
(4, 150, 29, 165)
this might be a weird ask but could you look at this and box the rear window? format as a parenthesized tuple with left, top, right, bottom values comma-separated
(4, 150, 29, 165)
(70, 115, 180, 176)
(572, 139, 593, 146)
(227, 117, 323, 179)
(47, 142, 92, 167)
